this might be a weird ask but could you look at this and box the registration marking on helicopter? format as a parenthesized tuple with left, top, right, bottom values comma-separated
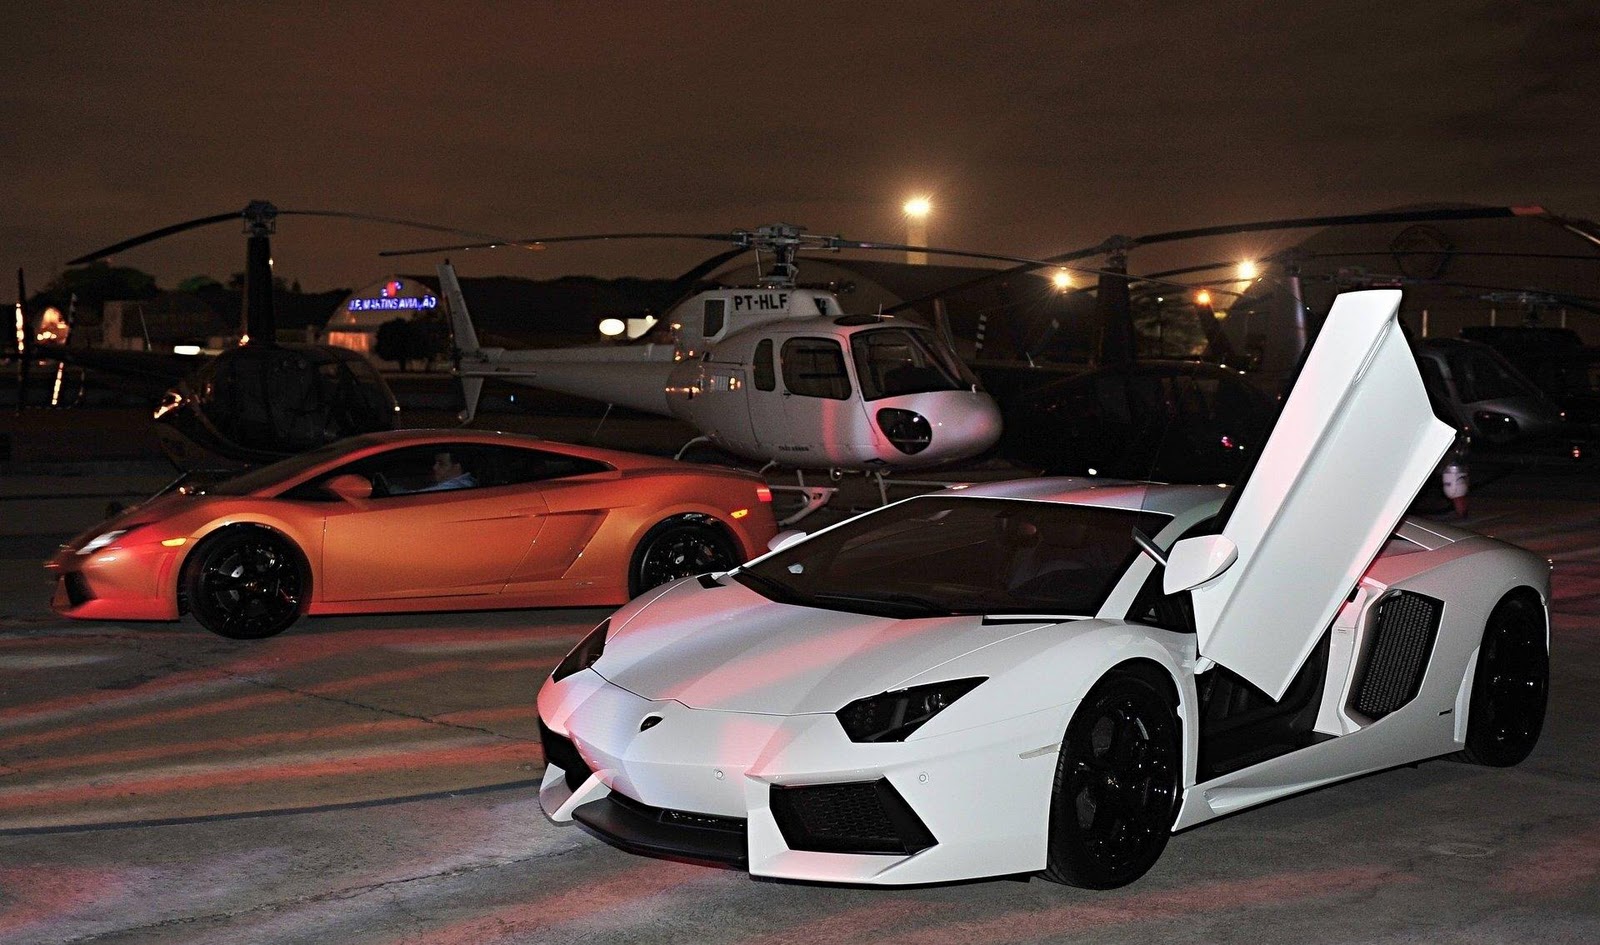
(731, 292, 789, 311)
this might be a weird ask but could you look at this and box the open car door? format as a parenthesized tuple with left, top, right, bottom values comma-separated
(1164, 289, 1455, 700)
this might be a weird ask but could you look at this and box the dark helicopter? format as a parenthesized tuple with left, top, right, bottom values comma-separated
(882, 204, 1600, 481)
(19, 201, 503, 468)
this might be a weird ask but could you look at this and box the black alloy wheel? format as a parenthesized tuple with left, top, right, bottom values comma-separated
(1043, 670, 1182, 889)
(629, 518, 738, 597)
(184, 528, 308, 639)
(1457, 593, 1549, 767)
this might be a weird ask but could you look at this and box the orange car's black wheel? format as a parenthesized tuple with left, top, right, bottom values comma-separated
(183, 528, 308, 639)
(1042, 670, 1181, 889)
(629, 516, 738, 598)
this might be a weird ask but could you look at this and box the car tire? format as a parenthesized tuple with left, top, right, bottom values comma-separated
(628, 516, 738, 598)
(1042, 668, 1182, 889)
(1455, 592, 1548, 767)
(182, 527, 309, 640)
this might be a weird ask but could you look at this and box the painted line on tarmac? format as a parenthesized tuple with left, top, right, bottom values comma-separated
(0, 776, 545, 836)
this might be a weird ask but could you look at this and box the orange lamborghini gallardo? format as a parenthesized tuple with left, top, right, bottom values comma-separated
(46, 430, 778, 639)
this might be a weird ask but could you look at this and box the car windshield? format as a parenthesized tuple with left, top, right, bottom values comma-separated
(205, 438, 375, 495)
(736, 495, 1169, 617)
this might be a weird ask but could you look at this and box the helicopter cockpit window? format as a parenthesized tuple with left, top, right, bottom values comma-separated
(753, 339, 776, 391)
(781, 338, 852, 400)
(703, 299, 727, 338)
(1448, 348, 1537, 403)
(850, 328, 968, 401)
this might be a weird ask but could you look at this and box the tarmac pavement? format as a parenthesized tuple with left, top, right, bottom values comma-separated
(0, 453, 1597, 943)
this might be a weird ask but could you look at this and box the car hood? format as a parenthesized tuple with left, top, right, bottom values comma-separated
(596, 579, 1052, 715)
(58, 492, 204, 551)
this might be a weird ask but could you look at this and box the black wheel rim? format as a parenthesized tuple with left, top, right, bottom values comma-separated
(637, 526, 732, 592)
(1478, 604, 1548, 751)
(197, 538, 303, 636)
(1061, 685, 1179, 878)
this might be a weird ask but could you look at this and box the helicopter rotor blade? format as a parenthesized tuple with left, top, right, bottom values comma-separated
(276, 209, 522, 243)
(880, 205, 1559, 317)
(670, 246, 749, 288)
(70, 206, 526, 267)
(379, 231, 739, 258)
(1108, 205, 1549, 255)
(67, 212, 244, 265)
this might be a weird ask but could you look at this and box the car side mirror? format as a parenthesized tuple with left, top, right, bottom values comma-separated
(767, 529, 807, 553)
(325, 473, 373, 502)
(1162, 534, 1238, 594)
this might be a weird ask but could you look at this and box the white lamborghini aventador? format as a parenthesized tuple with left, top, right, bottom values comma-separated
(535, 289, 1551, 889)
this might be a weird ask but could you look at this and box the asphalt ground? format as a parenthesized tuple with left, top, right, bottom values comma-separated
(1, 413, 1598, 943)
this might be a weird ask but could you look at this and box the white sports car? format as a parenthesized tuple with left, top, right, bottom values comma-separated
(535, 290, 1550, 889)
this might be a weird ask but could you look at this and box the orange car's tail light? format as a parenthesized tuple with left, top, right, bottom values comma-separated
(756, 485, 773, 503)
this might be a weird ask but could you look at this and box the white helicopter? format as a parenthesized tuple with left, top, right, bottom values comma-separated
(393, 225, 1029, 482)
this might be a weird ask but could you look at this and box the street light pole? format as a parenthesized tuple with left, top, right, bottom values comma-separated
(903, 197, 930, 264)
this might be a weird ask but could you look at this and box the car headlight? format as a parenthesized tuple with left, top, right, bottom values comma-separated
(551, 619, 610, 682)
(77, 523, 150, 556)
(836, 677, 986, 742)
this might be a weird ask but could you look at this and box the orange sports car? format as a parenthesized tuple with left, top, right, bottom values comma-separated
(46, 429, 778, 639)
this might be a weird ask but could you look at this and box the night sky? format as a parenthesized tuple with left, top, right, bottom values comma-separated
(5, 1, 1597, 293)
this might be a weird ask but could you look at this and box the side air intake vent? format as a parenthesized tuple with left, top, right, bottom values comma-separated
(1352, 591, 1443, 719)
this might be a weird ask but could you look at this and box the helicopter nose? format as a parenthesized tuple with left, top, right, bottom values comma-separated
(879, 392, 1001, 464)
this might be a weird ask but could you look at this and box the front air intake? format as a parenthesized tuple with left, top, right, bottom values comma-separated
(1352, 591, 1444, 719)
(63, 573, 94, 607)
(538, 720, 593, 791)
(769, 779, 936, 855)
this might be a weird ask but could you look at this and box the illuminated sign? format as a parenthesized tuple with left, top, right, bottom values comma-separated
(348, 294, 438, 312)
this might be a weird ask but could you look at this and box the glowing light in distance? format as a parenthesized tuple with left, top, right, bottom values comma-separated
(1052, 269, 1073, 290)
(1237, 260, 1259, 280)
(174, 345, 202, 355)
(1194, 290, 1213, 306)
(903, 197, 932, 218)
(598, 318, 626, 337)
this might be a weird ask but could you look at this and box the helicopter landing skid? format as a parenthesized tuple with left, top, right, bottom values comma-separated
(767, 483, 838, 527)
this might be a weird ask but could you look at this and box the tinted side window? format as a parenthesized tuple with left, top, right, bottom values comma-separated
(754, 338, 775, 391)
(489, 446, 612, 486)
(781, 338, 851, 400)
(332, 444, 487, 497)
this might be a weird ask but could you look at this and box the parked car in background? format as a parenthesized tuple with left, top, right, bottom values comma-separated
(47, 430, 777, 638)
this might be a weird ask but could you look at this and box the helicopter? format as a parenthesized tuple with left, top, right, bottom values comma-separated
(29, 201, 509, 468)
(384, 224, 1083, 479)
(882, 204, 1600, 481)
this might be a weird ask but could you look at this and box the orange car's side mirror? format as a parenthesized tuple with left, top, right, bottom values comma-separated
(325, 474, 373, 502)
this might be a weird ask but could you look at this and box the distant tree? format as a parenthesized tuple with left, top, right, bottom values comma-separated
(374, 317, 446, 370)
(177, 275, 222, 293)
(33, 262, 158, 311)
(226, 271, 288, 292)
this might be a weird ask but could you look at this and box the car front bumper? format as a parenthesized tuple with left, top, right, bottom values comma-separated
(537, 669, 1072, 885)
(44, 544, 183, 621)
